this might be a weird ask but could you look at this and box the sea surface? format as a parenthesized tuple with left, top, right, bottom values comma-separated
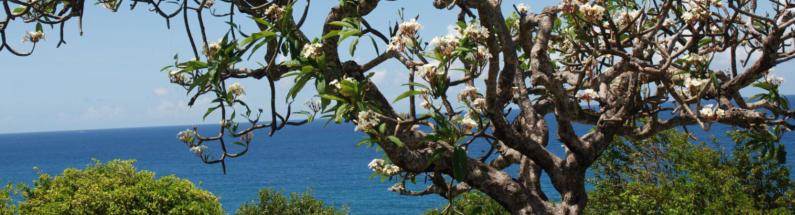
(0, 115, 793, 214)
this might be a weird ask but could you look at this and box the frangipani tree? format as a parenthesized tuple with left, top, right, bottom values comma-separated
(4, 0, 795, 214)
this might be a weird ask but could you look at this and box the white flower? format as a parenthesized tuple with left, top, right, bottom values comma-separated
(766, 74, 784, 86)
(329, 79, 341, 90)
(682, 12, 694, 23)
(579, 3, 605, 21)
(203, 39, 222, 58)
(472, 98, 487, 109)
(398, 19, 423, 37)
(227, 82, 245, 96)
(354, 110, 380, 133)
(699, 104, 723, 121)
(577, 89, 599, 101)
(177, 129, 195, 143)
(458, 86, 479, 101)
(386, 36, 412, 53)
(382, 164, 401, 175)
(463, 24, 489, 42)
(475, 45, 491, 62)
(301, 42, 323, 59)
(663, 18, 675, 27)
(168, 70, 187, 83)
(189, 145, 208, 154)
(368, 159, 385, 171)
(710, 25, 720, 32)
(410, 124, 420, 131)
(461, 116, 478, 130)
(684, 77, 709, 92)
(265, 4, 285, 19)
(429, 34, 458, 56)
(516, 3, 530, 13)
(22, 31, 45, 43)
(420, 100, 433, 109)
(417, 64, 438, 80)
(202, 0, 213, 8)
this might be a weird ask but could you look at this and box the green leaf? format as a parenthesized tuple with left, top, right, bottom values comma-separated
(329, 21, 355, 28)
(368, 35, 380, 55)
(319, 94, 345, 102)
(393, 90, 425, 103)
(387, 136, 404, 147)
(203, 106, 220, 120)
(231, 141, 245, 147)
(12, 6, 26, 15)
(452, 148, 469, 182)
(349, 38, 359, 56)
(36, 23, 43, 32)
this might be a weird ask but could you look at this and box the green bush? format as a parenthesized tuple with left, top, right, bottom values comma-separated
(587, 128, 795, 214)
(235, 188, 348, 215)
(16, 159, 222, 215)
(423, 192, 508, 215)
(0, 183, 15, 215)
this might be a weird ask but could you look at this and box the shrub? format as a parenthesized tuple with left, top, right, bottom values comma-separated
(0, 183, 15, 215)
(423, 192, 508, 215)
(235, 188, 348, 215)
(16, 159, 222, 215)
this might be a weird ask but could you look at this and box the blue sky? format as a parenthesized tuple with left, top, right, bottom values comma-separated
(1, 0, 791, 134)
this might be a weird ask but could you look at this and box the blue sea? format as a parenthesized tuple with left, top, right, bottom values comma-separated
(1, 116, 793, 214)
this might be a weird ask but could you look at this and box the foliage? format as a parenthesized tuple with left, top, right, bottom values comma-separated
(587, 128, 794, 214)
(235, 188, 348, 215)
(729, 128, 795, 212)
(423, 191, 508, 215)
(16, 159, 223, 215)
(0, 183, 15, 215)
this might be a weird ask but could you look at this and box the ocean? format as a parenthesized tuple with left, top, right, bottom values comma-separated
(0, 116, 793, 214)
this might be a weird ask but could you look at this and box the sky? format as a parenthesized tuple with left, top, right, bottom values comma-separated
(0, 0, 792, 134)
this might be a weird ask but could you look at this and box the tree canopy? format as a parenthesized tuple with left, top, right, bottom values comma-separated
(3, 0, 795, 214)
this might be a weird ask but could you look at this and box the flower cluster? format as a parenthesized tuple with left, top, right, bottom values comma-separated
(301, 42, 323, 59)
(202, 39, 221, 58)
(579, 3, 605, 21)
(576, 89, 599, 102)
(398, 19, 423, 37)
(354, 110, 380, 133)
(699, 104, 725, 122)
(387, 19, 423, 53)
(417, 63, 439, 80)
(684, 76, 709, 92)
(766, 74, 784, 86)
(265, 4, 285, 20)
(305, 99, 322, 112)
(462, 23, 489, 42)
(516, 3, 530, 14)
(614, 9, 642, 27)
(227, 82, 245, 96)
(368, 159, 401, 176)
(472, 98, 487, 110)
(458, 86, 479, 101)
(558, 0, 582, 14)
(201, 0, 214, 8)
(23, 31, 44, 43)
(468, 45, 492, 62)
(189, 145, 208, 155)
(460, 115, 478, 131)
(168, 70, 188, 84)
(682, 0, 716, 24)
(420, 100, 433, 109)
(177, 129, 196, 143)
(429, 35, 458, 56)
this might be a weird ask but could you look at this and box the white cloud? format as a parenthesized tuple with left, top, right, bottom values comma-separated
(81, 105, 124, 120)
(153, 87, 168, 96)
(370, 69, 388, 86)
